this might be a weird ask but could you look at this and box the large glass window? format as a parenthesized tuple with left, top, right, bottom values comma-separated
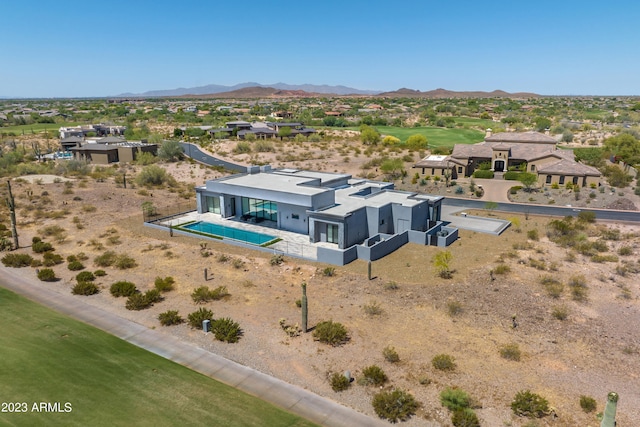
(241, 197, 277, 222)
(205, 196, 220, 214)
(327, 224, 339, 244)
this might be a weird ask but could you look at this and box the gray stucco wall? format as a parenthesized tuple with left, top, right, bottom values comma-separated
(278, 203, 309, 234)
(344, 207, 369, 248)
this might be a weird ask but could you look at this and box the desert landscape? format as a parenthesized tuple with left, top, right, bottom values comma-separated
(1, 138, 638, 426)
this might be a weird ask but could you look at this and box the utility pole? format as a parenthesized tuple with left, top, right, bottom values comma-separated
(6, 180, 19, 250)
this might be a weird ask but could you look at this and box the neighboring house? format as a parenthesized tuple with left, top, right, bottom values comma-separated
(208, 121, 316, 140)
(415, 131, 601, 187)
(265, 122, 316, 138)
(59, 136, 84, 151)
(195, 167, 457, 265)
(59, 124, 127, 138)
(69, 140, 157, 164)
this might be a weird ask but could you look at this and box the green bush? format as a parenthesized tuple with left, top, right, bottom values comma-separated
(125, 293, 151, 310)
(509, 185, 523, 194)
(493, 264, 511, 275)
(211, 317, 242, 343)
(372, 389, 418, 423)
(447, 300, 464, 316)
(313, 320, 349, 346)
(191, 285, 229, 303)
(472, 170, 494, 179)
(499, 343, 522, 361)
(158, 310, 184, 326)
(451, 408, 480, 427)
(188, 308, 214, 329)
(144, 289, 163, 304)
(114, 254, 137, 269)
(154, 276, 175, 292)
(94, 269, 107, 277)
(94, 250, 117, 267)
(504, 171, 523, 180)
(382, 345, 400, 363)
(330, 372, 351, 392)
(577, 211, 596, 223)
(322, 266, 336, 277)
(37, 268, 58, 282)
(32, 240, 54, 253)
(552, 304, 569, 320)
(1, 253, 34, 267)
(135, 164, 173, 187)
(110, 281, 138, 297)
(270, 254, 284, 266)
(72, 281, 99, 296)
(67, 260, 85, 271)
(432, 354, 456, 371)
(527, 229, 539, 241)
(360, 365, 387, 386)
(440, 387, 471, 411)
(76, 271, 95, 282)
(43, 252, 64, 266)
(579, 395, 597, 413)
(511, 390, 550, 418)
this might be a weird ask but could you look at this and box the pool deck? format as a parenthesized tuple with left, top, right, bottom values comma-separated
(163, 212, 335, 261)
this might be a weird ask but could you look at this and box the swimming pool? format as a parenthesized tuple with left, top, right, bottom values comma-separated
(180, 221, 277, 245)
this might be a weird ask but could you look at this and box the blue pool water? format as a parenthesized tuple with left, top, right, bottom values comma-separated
(181, 221, 277, 245)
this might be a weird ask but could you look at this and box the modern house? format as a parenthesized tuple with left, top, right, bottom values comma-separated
(415, 131, 601, 187)
(69, 138, 157, 164)
(195, 167, 457, 265)
(208, 121, 316, 140)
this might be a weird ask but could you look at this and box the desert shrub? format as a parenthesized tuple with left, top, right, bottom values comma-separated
(499, 343, 522, 361)
(591, 254, 619, 263)
(76, 271, 95, 282)
(110, 281, 138, 297)
(363, 300, 383, 316)
(432, 354, 456, 371)
(94, 269, 106, 277)
(43, 252, 64, 267)
(187, 308, 214, 329)
(32, 240, 53, 253)
(511, 390, 550, 418)
(360, 365, 387, 386)
(472, 169, 494, 179)
(330, 372, 351, 392)
(94, 250, 117, 267)
(67, 260, 85, 271)
(37, 268, 57, 282)
(447, 300, 464, 316)
(579, 395, 597, 413)
(158, 310, 183, 326)
(384, 281, 399, 290)
(540, 276, 564, 298)
(372, 389, 418, 423)
(211, 317, 242, 343)
(72, 281, 99, 296)
(383, 345, 400, 363)
(493, 264, 511, 274)
(313, 320, 349, 346)
(270, 254, 284, 266)
(322, 266, 336, 277)
(231, 258, 245, 269)
(191, 285, 229, 303)
(618, 246, 633, 256)
(577, 210, 597, 223)
(154, 276, 175, 292)
(451, 408, 480, 427)
(135, 164, 172, 187)
(440, 387, 471, 411)
(125, 293, 151, 310)
(144, 289, 163, 305)
(2, 253, 34, 267)
(114, 254, 137, 269)
(216, 253, 230, 263)
(568, 274, 588, 302)
(527, 229, 539, 241)
(552, 304, 569, 320)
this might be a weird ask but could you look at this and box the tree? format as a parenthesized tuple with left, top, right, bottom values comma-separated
(603, 133, 640, 166)
(433, 250, 453, 279)
(360, 125, 381, 145)
(380, 158, 404, 180)
(406, 134, 428, 149)
(533, 117, 552, 132)
(278, 127, 292, 140)
(518, 172, 538, 192)
(382, 135, 400, 146)
(157, 140, 184, 162)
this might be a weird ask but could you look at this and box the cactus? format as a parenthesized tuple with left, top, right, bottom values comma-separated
(301, 282, 308, 333)
(599, 392, 618, 427)
(368, 260, 372, 280)
(6, 180, 19, 250)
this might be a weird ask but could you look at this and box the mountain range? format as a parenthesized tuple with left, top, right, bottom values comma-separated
(118, 82, 379, 97)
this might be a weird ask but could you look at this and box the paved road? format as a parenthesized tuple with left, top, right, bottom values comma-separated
(180, 142, 247, 173)
(0, 266, 388, 427)
(442, 197, 640, 222)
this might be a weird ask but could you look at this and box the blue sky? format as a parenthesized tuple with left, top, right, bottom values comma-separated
(2, 1, 639, 97)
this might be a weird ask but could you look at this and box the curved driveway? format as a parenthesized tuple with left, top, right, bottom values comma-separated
(0, 266, 388, 427)
(180, 142, 247, 173)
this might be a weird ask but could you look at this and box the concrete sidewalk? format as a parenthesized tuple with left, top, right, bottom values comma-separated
(0, 266, 387, 427)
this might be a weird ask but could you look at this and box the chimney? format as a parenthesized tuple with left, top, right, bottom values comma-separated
(485, 128, 492, 138)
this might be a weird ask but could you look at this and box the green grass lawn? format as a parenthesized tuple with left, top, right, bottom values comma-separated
(0, 122, 79, 135)
(341, 126, 484, 147)
(0, 287, 317, 427)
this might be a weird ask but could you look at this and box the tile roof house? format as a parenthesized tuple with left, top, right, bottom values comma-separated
(415, 131, 602, 187)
